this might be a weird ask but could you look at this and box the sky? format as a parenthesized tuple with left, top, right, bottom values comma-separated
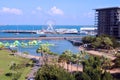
(0, 0, 120, 25)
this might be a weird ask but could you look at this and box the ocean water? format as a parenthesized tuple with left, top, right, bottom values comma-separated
(0, 25, 81, 30)
(0, 25, 94, 55)
(0, 25, 93, 37)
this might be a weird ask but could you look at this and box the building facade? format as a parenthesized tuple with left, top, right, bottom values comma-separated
(95, 7, 120, 38)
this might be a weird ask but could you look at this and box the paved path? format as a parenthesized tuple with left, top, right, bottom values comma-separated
(27, 61, 41, 80)
(86, 50, 116, 60)
(14, 52, 41, 80)
(79, 46, 116, 60)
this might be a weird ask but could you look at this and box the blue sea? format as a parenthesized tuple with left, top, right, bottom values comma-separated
(0, 25, 94, 55)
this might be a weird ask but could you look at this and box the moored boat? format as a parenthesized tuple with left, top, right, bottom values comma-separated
(55, 28, 78, 34)
(80, 27, 97, 35)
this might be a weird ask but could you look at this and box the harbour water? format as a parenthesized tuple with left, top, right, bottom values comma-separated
(0, 25, 94, 55)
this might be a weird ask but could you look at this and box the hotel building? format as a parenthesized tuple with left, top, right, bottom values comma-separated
(95, 7, 120, 38)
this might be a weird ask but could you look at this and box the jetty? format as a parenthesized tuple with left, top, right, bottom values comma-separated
(0, 30, 38, 34)
(0, 36, 82, 40)
(68, 39, 82, 46)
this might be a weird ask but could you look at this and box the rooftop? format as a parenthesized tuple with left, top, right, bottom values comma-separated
(95, 7, 120, 11)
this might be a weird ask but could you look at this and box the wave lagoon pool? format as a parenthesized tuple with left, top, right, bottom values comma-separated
(0, 40, 80, 56)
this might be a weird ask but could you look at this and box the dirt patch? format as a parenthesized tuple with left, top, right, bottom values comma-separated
(0, 68, 4, 75)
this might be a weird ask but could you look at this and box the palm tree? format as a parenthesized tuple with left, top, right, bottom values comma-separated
(58, 50, 72, 71)
(36, 44, 50, 65)
(74, 53, 81, 71)
(63, 50, 72, 71)
(58, 54, 67, 68)
(74, 51, 87, 71)
(103, 37, 113, 50)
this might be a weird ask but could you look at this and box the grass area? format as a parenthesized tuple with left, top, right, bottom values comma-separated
(0, 50, 32, 80)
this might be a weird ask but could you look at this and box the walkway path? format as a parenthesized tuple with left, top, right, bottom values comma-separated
(107, 68, 120, 74)
(14, 52, 41, 80)
(79, 46, 116, 60)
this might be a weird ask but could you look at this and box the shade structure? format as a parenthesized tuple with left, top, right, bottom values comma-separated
(13, 40, 21, 47)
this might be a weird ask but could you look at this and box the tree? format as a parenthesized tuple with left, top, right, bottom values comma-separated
(75, 72, 91, 80)
(103, 37, 113, 49)
(91, 37, 102, 49)
(102, 71, 114, 80)
(82, 36, 95, 44)
(74, 51, 85, 71)
(63, 50, 72, 71)
(82, 35, 117, 49)
(81, 56, 114, 80)
(80, 72, 91, 80)
(58, 50, 72, 71)
(36, 44, 50, 64)
(0, 42, 5, 50)
(35, 64, 75, 80)
(101, 56, 112, 70)
(9, 62, 22, 80)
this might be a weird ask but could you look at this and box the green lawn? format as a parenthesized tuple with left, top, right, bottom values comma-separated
(0, 50, 32, 80)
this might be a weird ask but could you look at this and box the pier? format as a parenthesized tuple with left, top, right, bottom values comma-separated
(0, 36, 82, 40)
(0, 30, 39, 34)
(68, 39, 83, 46)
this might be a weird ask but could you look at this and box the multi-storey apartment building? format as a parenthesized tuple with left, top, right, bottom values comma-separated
(95, 7, 120, 38)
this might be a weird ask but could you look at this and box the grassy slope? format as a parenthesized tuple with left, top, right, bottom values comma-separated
(0, 50, 32, 80)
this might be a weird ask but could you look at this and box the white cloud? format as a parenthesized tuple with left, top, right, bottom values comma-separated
(0, 7, 23, 15)
(48, 6, 64, 16)
(83, 12, 94, 18)
(36, 6, 42, 11)
(32, 7, 42, 14)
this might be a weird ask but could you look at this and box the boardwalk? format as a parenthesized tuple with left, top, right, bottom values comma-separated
(0, 36, 82, 40)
